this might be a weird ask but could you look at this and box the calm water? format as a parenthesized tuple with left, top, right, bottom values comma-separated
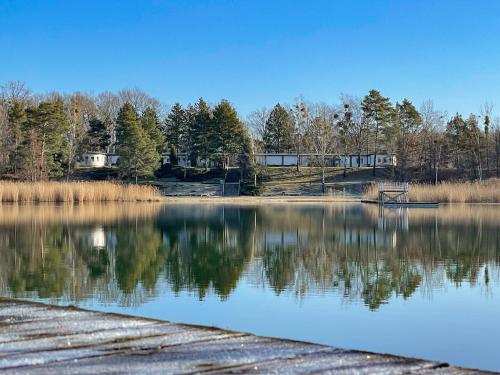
(0, 203, 499, 371)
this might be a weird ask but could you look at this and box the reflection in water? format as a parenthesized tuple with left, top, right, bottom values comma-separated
(0, 203, 499, 309)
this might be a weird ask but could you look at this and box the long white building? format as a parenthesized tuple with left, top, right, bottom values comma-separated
(255, 153, 396, 167)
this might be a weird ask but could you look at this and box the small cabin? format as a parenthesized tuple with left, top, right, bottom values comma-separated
(80, 152, 107, 168)
(78, 152, 121, 168)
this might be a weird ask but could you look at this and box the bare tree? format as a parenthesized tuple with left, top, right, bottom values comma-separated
(96, 92, 120, 153)
(419, 100, 446, 181)
(246, 107, 270, 148)
(64, 93, 97, 178)
(0, 81, 31, 104)
(117, 87, 160, 115)
(305, 104, 336, 193)
(339, 94, 366, 170)
(292, 96, 309, 171)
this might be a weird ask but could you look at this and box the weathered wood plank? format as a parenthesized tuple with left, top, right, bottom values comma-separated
(0, 298, 493, 374)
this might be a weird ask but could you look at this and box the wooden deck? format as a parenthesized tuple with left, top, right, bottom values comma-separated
(0, 298, 493, 374)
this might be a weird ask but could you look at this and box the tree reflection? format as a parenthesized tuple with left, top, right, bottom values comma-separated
(0, 204, 499, 309)
(160, 206, 254, 299)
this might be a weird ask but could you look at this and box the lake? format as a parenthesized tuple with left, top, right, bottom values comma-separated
(0, 202, 498, 371)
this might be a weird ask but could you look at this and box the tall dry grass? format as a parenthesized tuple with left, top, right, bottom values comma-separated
(0, 181, 161, 203)
(365, 179, 500, 203)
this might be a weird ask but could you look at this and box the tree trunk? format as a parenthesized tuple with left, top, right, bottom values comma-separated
(372, 123, 379, 177)
(343, 143, 347, 178)
(321, 165, 325, 194)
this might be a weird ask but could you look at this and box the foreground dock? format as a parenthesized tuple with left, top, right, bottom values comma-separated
(0, 298, 492, 374)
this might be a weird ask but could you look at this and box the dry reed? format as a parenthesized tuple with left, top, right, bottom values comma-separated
(364, 179, 500, 203)
(0, 181, 161, 203)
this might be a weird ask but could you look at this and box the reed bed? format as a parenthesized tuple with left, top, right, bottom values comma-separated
(0, 181, 161, 203)
(365, 179, 500, 203)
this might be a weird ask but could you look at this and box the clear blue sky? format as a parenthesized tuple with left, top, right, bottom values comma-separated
(1, 0, 500, 117)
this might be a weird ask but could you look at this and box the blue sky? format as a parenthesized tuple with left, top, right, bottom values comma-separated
(1, 0, 500, 117)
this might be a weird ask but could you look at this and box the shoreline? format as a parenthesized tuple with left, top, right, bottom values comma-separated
(161, 195, 361, 204)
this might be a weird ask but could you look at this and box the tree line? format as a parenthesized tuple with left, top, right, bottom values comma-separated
(0, 82, 250, 182)
(1, 81, 499, 183)
(249, 91, 500, 182)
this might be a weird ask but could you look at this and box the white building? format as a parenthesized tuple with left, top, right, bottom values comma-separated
(255, 153, 339, 167)
(338, 153, 396, 168)
(162, 152, 396, 168)
(78, 152, 120, 168)
(80, 152, 107, 167)
(255, 153, 396, 167)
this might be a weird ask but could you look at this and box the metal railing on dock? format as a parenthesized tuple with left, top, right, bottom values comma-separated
(377, 182, 409, 204)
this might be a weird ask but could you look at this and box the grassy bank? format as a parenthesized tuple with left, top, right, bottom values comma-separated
(0, 181, 161, 203)
(365, 179, 500, 203)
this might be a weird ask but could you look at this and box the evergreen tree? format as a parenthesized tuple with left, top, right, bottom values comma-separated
(445, 113, 484, 179)
(7, 101, 27, 175)
(362, 90, 394, 176)
(394, 99, 421, 179)
(21, 99, 69, 180)
(189, 98, 213, 169)
(140, 106, 165, 154)
(165, 103, 188, 160)
(116, 103, 160, 183)
(85, 118, 110, 152)
(263, 104, 294, 152)
(212, 100, 247, 169)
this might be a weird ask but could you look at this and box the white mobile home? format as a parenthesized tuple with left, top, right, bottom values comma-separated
(80, 152, 107, 167)
(255, 153, 395, 167)
(78, 152, 120, 168)
(255, 153, 339, 167)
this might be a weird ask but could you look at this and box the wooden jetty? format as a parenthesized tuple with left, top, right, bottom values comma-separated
(0, 298, 492, 374)
(364, 182, 439, 208)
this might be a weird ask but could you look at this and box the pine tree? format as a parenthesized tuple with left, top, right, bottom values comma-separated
(446, 113, 479, 177)
(263, 104, 294, 153)
(140, 106, 165, 155)
(189, 98, 213, 169)
(7, 101, 27, 175)
(362, 90, 394, 176)
(212, 100, 246, 169)
(165, 103, 188, 160)
(85, 118, 111, 152)
(116, 103, 160, 183)
(394, 99, 421, 179)
(22, 99, 69, 180)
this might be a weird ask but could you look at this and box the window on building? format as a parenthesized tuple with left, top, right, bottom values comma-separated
(91, 156, 94, 161)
